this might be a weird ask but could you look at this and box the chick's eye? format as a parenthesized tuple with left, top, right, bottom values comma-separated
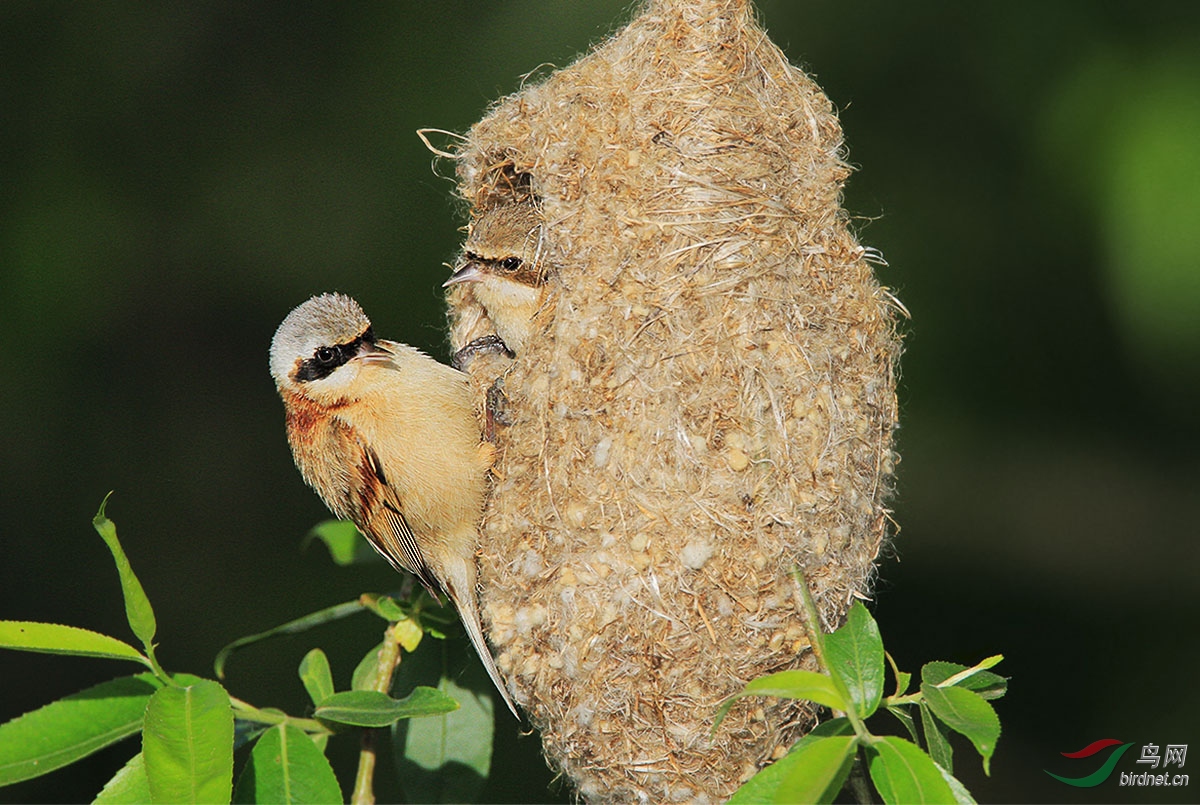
(499, 256, 522, 272)
(314, 346, 337, 365)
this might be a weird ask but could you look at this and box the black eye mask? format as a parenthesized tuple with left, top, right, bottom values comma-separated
(294, 327, 375, 383)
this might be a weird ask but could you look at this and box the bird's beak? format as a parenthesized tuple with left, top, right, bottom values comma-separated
(356, 340, 392, 365)
(443, 262, 484, 288)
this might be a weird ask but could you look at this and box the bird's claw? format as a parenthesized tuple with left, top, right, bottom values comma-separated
(452, 334, 515, 371)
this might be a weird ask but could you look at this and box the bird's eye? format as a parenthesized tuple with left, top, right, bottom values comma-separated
(499, 256, 522, 273)
(314, 347, 337, 365)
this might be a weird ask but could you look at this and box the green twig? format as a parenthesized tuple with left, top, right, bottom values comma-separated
(229, 696, 333, 736)
(351, 622, 404, 805)
(789, 568, 872, 738)
(884, 692, 922, 707)
(789, 567, 830, 673)
(141, 644, 173, 687)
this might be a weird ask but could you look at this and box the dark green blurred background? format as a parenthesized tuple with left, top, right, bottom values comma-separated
(3, 2, 1198, 802)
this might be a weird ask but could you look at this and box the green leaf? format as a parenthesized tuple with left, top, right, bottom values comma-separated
(775, 735, 858, 804)
(727, 720, 855, 804)
(214, 600, 364, 679)
(920, 683, 1000, 775)
(298, 650, 334, 708)
(359, 593, 408, 623)
(0, 621, 148, 666)
(936, 761, 978, 805)
(315, 688, 458, 728)
(411, 596, 455, 642)
(887, 705, 920, 744)
(93, 494, 157, 647)
(962, 672, 1008, 701)
(777, 734, 858, 805)
(94, 752, 151, 804)
(796, 717, 856, 743)
(0, 673, 163, 786)
(714, 670, 848, 732)
(727, 757, 796, 803)
(351, 642, 386, 692)
(393, 638, 494, 803)
(920, 662, 967, 686)
(232, 724, 341, 805)
(303, 519, 380, 565)
(919, 700, 954, 773)
(922, 661, 1008, 701)
(232, 721, 271, 755)
(867, 736, 958, 805)
(824, 601, 885, 718)
(142, 679, 234, 804)
(393, 616, 424, 653)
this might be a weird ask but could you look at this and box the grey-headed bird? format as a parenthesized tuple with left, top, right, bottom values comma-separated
(269, 293, 518, 717)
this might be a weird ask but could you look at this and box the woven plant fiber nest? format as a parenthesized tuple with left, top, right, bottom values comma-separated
(441, 0, 902, 800)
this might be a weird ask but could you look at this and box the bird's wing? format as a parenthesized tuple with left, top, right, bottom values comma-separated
(350, 436, 443, 601)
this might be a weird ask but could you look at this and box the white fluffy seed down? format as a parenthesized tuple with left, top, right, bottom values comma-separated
(443, 0, 902, 800)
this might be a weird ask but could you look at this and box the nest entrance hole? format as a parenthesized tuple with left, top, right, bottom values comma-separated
(473, 156, 540, 212)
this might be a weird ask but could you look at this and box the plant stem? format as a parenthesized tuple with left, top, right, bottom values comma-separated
(789, 568, 870, 739)
(352, 730, 378, 805)
(351, 622, 404, 805)
(848, 749, 875, 804)
(229, 696, 332, 735)
(884, 693, 922, 707)
(789, 567, 829, 672)
(143, 643, 173, 687)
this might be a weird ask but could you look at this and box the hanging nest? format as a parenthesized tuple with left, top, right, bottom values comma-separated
(440, 0, 902, 800)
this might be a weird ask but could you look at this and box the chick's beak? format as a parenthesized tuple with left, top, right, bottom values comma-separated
(356, 340, 392, 365)
(443, 262, 484, 288)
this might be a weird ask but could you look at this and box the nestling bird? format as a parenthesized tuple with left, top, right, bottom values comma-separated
(444, 201, 548, 357)
(269, 293, 518, 717)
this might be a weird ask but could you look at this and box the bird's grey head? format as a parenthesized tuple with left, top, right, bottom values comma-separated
(269, 293, 378, 393)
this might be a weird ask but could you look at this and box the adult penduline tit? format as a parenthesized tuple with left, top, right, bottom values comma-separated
(269, 293, 518, 717)
(444, 201, 548, 358)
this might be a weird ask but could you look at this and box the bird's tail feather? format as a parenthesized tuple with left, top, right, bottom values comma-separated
(443, 560, 520, 719)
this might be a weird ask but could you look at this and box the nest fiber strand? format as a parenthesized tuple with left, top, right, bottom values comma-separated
(445, 0, 901, 800)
